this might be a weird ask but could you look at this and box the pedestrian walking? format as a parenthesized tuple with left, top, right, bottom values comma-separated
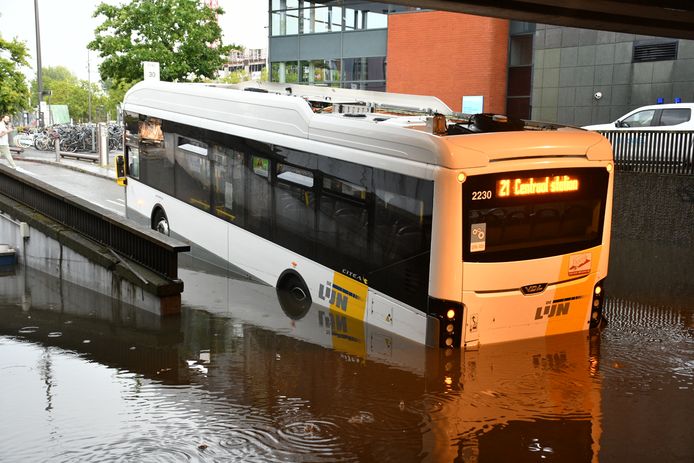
(0, 114, 18, 169)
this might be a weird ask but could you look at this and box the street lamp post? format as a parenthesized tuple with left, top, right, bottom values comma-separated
(34, 0, 44, 128)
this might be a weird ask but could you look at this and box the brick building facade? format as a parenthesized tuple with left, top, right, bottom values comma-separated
(386, 11, 509, 114)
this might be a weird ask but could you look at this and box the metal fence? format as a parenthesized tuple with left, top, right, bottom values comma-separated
(599, 130, 694, 175)
(0, 166, 189, 280)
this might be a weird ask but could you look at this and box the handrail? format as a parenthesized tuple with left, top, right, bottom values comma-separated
(0, 164, 189, 279)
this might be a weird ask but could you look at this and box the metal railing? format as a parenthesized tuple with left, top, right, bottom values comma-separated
(0, 165, 189, 279)
(599, 130, 694, 175)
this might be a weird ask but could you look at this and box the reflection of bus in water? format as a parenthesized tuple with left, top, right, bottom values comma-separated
(179, 264, 603, 463)
(121, 80, 614, 348)
(1, 263, 604, 462)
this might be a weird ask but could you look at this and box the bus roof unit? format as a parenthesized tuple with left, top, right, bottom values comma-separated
(124, 81, 610, 169)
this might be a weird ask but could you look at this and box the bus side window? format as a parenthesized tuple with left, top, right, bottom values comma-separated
(373, 172, 432, 264)
(275, 163, 315, 256)
(212, 145, 245, 226)
(246, 155, 272, 238)
(174, 135, 211, 212)
(316, 158, 371, 272)
(127, 146, 140, 179)
(369, 171, 433, 311)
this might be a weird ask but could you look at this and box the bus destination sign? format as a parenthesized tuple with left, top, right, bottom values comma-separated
(497, 175, 579, 198)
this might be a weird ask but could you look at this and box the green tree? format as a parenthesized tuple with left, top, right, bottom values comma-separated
(88, 0, 236, 83)
(218, 69, 250, 84)
(102, 79, 136, 119)
(0, 33, 31, 115)
(30, 66, 109, 123)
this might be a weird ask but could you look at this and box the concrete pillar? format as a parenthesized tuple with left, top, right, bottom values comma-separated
(279, 62, 286, 83)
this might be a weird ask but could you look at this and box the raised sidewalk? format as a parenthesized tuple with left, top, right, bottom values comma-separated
(13, 146, 118, 180)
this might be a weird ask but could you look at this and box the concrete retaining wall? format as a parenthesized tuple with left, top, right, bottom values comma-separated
(0, 204, 179, 315)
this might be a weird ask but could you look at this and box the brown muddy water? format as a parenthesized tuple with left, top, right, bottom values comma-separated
(0, 239, 692, 463)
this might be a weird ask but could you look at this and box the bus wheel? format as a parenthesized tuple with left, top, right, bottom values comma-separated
(152, 208, 170, 236)
(276, 270, 312, 320)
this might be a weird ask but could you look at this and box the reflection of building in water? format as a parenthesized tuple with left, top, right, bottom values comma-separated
(0, 266, 188, 384)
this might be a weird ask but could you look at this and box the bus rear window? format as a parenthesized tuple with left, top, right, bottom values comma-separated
(463, 167, 609, 262)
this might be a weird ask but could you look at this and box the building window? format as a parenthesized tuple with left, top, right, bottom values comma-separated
(271, 61, 300, 83)
(300, 59, 341, 84)
(507, 34, 533, 120)
(342, 56, 385, 82)
(272, 57, 383, 90)
(509, 34, 533, 66)
(272, 1, 389, 36)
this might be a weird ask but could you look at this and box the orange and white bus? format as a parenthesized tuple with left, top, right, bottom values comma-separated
(120, 81, 613, 348)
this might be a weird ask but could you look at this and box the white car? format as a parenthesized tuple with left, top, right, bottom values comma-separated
(582, 103, 694, 131)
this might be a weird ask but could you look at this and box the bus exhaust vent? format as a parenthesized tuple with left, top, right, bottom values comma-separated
(633, 41, 678, 63)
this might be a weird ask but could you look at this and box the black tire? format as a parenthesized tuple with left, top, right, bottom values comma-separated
(152, 208, 170, 236)
(276, 271, 312, 320)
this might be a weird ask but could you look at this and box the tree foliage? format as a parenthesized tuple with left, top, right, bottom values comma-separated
(30, 66, 110, 123)
(88, 0, 236, 84)
(0, 33, 31, 115)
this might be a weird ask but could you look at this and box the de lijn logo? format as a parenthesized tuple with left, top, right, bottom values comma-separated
(318, 281, 361, 311)
(535, 296, 583, 320)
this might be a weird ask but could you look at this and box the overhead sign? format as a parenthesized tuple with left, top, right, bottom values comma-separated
(143, 61, 160, 81)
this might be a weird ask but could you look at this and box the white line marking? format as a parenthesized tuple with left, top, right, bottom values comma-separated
(107, 199, 125, 207)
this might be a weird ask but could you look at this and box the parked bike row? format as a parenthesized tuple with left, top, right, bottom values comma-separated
(13, 123, 124, 153)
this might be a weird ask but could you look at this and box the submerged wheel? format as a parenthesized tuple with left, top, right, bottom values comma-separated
(152, 208, 170, 236)
(276, 270, 312, 320)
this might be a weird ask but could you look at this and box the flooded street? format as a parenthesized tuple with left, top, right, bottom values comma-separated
(0, 234, 692, 463)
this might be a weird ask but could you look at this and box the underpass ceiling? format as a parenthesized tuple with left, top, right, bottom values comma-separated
(385, 1, 694, 40)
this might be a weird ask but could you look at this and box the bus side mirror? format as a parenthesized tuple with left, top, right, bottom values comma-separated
(115, 154, 127, 186)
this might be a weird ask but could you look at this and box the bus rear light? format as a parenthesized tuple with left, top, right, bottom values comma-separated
(590, 279, 607, 329)
(428, 297, 464, 349)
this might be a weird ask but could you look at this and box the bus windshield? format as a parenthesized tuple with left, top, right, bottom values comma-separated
(463, 167, 609, 263)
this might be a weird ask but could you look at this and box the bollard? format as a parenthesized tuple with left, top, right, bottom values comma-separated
(54, 137, 60, 162)
(98, 122, 109, 166)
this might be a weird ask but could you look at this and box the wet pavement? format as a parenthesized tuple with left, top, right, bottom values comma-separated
(0, 156, 692, 462)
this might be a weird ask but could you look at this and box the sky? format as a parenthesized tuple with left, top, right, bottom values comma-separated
(0, 0, 268, 82)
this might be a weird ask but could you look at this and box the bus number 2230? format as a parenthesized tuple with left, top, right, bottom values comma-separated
(471, 190, 493, 200)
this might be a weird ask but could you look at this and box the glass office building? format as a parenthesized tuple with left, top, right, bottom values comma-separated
(268, 1, 415, 91)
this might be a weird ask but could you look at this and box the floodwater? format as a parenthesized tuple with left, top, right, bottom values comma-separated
(0, 239, 692, 463)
